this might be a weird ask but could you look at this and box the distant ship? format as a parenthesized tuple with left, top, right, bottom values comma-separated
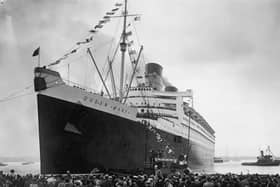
(34, 0, 215, 174)
(214, 157, 224, 163)
(242, 146, 280, 166)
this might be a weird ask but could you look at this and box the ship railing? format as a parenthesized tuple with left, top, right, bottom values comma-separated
(137, 112, 178, 120)
(183, 103, 215, 135)
(62, 78, 111, 98)
(137, 112, 158, 120)
(135, 105, 176, 111)
(129, 86, 153, 91)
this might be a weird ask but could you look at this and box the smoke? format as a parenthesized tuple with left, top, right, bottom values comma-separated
(161, 76, 173, 87)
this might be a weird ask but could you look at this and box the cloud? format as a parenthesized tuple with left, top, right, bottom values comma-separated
(135, 0, 280, 64)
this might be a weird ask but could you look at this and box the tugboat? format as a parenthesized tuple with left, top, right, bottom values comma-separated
(242, 146, 280, 166)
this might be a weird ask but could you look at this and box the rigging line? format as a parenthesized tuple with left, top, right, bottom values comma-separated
(52, 9, 113, 62)
(129, 93, 174, 154)
(135, 81, 169, 126)
(145, 121, 175, 156)
(126, 38, 137, 64)
(125, 70, 150, 109)
(126, 42, 145, 83)
(93, 22, 136, 93)
(87, 48, 111, 99)
(124, 28, 175, 155)
(127, 70, 150, 107)
(47, 24, 95, 68)
(54, 39, 113, 69)
(125, 65, 148, 106)
(123, 45, 143, 104)
(48, 40, 85, 67)
(129, 67, 150, 106)
(101, 40, 116, 77)
(101, 15, 122, 75)
(106, 19, 148, 105)
(126, 36, 143, 76)
(0, 92, 34, 103)
(54, 54, 86, 69)
(131, 21, 141, 47)
(0, 84, 33, 101)
(132, 21, 149, 64)
(123, 41, 144, 100)
(48, 1, 123, 68)
(88, 38, 114, 52)
(101, 18, 135, 80)
(88, 4, 124, 77)
(103, 36, 122, 83)
(107, 56, 117, 98)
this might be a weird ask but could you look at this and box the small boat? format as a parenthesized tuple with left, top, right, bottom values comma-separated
(242, 146, 280, 166)
(22, 161, 34, 165)
(0, 162, 7, 166)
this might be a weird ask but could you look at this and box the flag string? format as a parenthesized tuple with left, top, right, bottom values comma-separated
(47, 2, 124, 68)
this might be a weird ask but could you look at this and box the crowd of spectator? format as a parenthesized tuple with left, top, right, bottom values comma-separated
(1, 169, 280, 187)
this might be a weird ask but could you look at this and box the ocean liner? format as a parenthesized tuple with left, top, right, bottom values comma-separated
(34, 0, 215, 174)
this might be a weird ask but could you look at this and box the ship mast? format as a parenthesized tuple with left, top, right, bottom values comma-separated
(119, 0, 128, 101)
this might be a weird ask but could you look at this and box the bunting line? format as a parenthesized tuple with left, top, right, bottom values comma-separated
(47, 2, 123, 68)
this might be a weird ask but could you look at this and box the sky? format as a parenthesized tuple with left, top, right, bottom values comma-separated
(0, 0, 280, 158)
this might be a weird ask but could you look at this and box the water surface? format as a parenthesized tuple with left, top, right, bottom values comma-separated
(1, 160, 280, 175)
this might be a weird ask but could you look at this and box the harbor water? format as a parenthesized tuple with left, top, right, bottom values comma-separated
(213, 160, 280, 175)
(2, 160, 280, 175)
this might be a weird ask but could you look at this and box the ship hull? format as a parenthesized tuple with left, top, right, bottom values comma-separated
(37, 94, 214, 174)
(241, 162, 280, 166)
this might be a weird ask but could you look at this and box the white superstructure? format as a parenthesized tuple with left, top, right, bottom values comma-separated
(126, 86, 215, 146)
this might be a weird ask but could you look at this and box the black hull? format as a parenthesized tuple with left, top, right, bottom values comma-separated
(37, 94, 214, 174)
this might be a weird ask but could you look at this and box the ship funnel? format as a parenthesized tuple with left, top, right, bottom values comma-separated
(145, 63, 163, 91)
(260, 150, 264, 157)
